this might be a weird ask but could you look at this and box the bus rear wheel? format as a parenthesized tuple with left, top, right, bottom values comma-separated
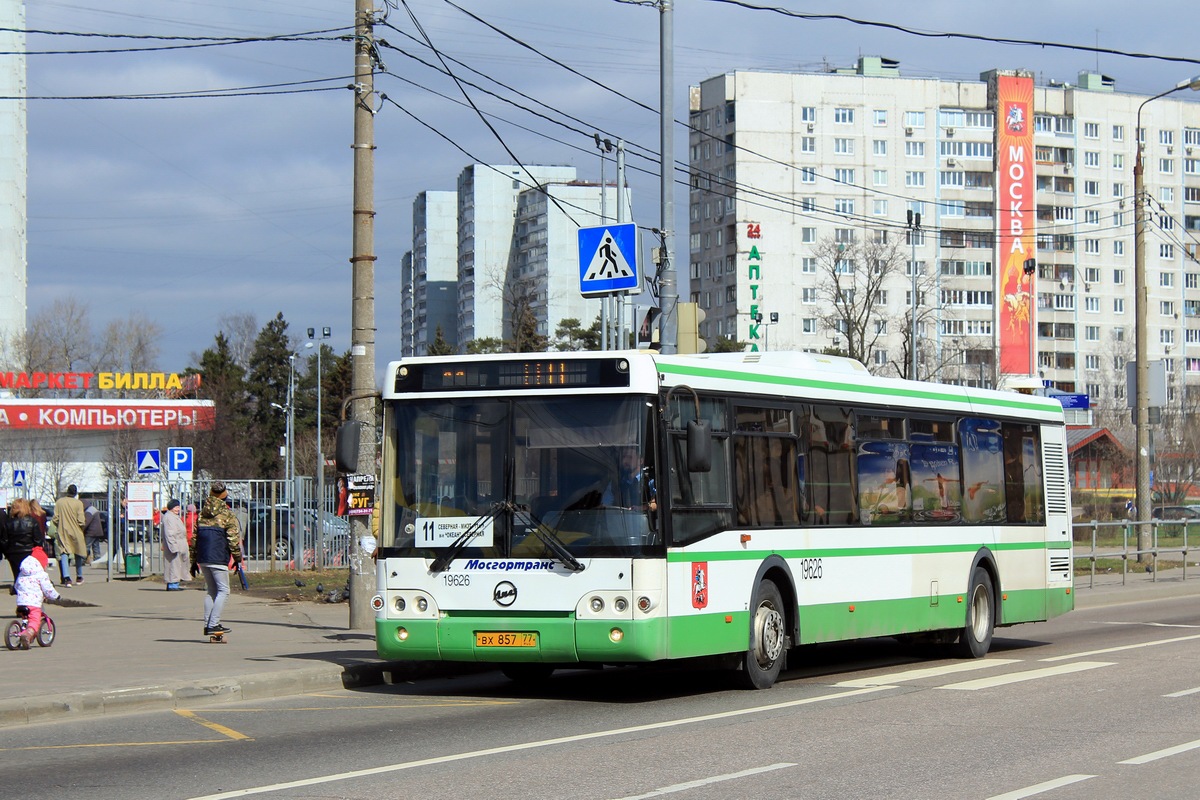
(738, 579, 786, 689)
(955, 566, 995, 659)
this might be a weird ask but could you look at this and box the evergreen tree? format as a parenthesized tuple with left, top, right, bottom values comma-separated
(245, 312, 293, 477)
(191, 332, 257, 477)
(426, 325, 456, 355)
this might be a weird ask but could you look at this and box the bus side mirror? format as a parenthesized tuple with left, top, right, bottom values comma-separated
(335, 421, 363, 474)
(686, 420, 712, 473)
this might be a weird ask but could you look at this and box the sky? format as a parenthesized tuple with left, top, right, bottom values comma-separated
(18, 0, 1200, 374)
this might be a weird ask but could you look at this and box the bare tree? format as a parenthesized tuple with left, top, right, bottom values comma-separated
(102, 428, 151, 483)
(812, 235, 931, 374)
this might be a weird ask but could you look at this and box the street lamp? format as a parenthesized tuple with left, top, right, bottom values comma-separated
(1134, 75, 1200, 546)
(306, 326, 331, 568)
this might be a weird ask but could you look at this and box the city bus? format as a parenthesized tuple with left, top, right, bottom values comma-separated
(361, 349, 1073, 689)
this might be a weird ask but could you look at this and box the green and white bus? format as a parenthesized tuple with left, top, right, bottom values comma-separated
(367, 350, 1073, 688)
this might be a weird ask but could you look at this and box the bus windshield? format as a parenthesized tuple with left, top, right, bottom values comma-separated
(387, 395, 659, 560)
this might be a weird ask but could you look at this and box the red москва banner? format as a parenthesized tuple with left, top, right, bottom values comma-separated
(997, 75, 1035, 375)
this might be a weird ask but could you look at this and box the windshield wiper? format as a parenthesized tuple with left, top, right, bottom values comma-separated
(429, 501, 506, 573)
(515, 508, 584, 572)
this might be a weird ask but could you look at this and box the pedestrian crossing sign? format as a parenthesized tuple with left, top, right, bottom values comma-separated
(579, 222, 638, 296)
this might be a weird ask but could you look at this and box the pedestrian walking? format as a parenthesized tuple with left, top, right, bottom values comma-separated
(83, 503, 106, 565)
(161, 500, 188, 590)
(188, 483, 242, 637)
(55, 486, 88, 586)
(4, 499, 41, 584)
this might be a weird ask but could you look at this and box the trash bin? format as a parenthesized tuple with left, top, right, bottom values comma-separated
(125, 553, 142, 578)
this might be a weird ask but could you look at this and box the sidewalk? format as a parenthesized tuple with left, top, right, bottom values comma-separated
(0, 564, 427, 728)
(1, 563, 1198, 728)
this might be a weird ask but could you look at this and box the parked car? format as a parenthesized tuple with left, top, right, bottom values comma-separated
(1151, 505, 1200, 521)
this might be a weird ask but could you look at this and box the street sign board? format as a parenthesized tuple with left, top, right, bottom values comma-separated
(579, 222, 638, 296)
(136, 449, 162, 474)
(1054, 393, 1089, 410)
(167, 446, 194, 480)
(13, 469, 25, 488)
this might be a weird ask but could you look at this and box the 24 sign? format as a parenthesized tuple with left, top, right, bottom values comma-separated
(745, 222, 762, 239)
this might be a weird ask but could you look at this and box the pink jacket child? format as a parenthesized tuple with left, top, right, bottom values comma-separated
(14, 548, 59, 647)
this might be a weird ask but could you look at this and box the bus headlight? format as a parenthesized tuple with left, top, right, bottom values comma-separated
(394, 596, 406, 612)
(589, 596, 604, 613)
(396, 627, 409, 641)
(416, 596, 429, 613)
(609, 627, 624, 642)
(614, 597, 628, 613)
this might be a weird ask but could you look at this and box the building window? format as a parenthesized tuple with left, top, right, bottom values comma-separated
(834, 168, 856, 183)
(802, 288, 817, 303)
(905, 171, 926, 188)
(800, 136, 816, 153)
(801, 257, 817, 273)
(1112, 125, 1124, 141)
(874, 109, 887, 126)
(905, 141, 925, 157)
(1114, 298, 1124, 313)
(1161, 244, 1175, 259)
(800, 167, 816, 183)
(873, 198, 889, 215)
(1083, 122, 1099, 139)
(904, 111, 926, 128)
(801, 227, 816, 243)
(803, 318, 817, 333)
(1114, 241, 1125, 256)
(873, 170, 888, 186)
(801, 106, 816, 123)
(1160, 159, 1175, 174)
(873, 139, 888, 156)
(834, 108, 854, 124)
(834, 138, 854, 155)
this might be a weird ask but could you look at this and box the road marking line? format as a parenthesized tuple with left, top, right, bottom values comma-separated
(1119, 737, 1200, 765)
(941, 661, 1113, 691)
(183, 685, 894, 800)
(983, 774, 1095, 799)
(1164, 686, 1200, 698)
(175, 710, 253, 741)
(213, 700, 517, 712)
(835, 658, 1021, 687)
(610, 763, 796, 800)
(1040, 632, 1200, 662)
(1095, 621, 1200, 629)
(0, 739, 226, 752)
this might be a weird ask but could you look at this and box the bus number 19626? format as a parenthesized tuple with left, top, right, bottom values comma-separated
(800, 558, 823, 580)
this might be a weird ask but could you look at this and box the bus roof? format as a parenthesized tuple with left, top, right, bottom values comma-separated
(384, 350, 1064, 423)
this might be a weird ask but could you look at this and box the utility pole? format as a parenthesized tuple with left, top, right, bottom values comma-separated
(348, 0, 377, 630)
(657, 0, 677, 354)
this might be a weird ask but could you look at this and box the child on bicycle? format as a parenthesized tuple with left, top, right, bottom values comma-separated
(14, 547, 59, 648)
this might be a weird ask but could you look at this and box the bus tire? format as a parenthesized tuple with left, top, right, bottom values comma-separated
(955, 566, 995, 659)
(738, 579, 786, 689)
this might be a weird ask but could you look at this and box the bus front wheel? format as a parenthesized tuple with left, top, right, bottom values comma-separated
(738, 579, 786, 689)
(955, 567, 995, 659)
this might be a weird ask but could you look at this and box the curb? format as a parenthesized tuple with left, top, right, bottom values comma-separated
(0, 660, 490, 729)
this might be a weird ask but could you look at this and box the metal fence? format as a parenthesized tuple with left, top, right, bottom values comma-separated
(1071, 519, 1195, 589)
(97, 477, 348, 576)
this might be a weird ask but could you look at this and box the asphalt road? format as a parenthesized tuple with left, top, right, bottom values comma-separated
(3, 593, 1198, 800)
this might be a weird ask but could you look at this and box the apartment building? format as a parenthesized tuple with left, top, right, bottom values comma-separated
(407, 164, 625, 352)
(688, 59, 1200, 409)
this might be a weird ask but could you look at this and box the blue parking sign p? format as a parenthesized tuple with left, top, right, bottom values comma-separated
(168, 447, 193, 475)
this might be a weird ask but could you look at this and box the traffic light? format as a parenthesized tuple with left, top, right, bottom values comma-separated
(1023, 258, 1036, 276)
(677, 302, 707, 354)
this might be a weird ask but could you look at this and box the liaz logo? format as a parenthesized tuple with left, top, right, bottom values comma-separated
(493, 581, 517, 607)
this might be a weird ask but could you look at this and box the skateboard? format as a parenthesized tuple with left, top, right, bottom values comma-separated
(207, 630, 228, 644)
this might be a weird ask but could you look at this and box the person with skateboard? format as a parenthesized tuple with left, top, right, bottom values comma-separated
(189, 483, 242, 641)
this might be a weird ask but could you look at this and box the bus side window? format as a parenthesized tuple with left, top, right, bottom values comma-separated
(805, 405, 858, 526)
